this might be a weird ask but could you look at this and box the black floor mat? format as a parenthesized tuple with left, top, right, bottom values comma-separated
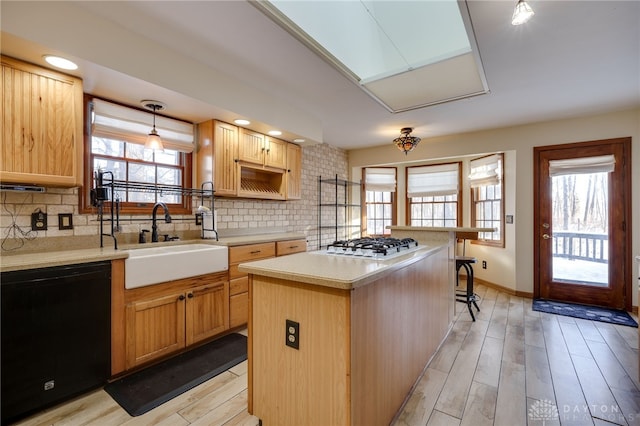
(105, 333, 247, 416)
(533, 299, 638, 327)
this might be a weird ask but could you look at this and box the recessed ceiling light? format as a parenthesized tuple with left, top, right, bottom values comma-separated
(43, 55, 78, 70)
(293, 138, 306, 143)
(234, 119, 250, 125)
(268, 130, 282, 136)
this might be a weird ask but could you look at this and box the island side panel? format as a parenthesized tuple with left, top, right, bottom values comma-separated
(249, 275, 351, 426)
(350, 245, 451, 425)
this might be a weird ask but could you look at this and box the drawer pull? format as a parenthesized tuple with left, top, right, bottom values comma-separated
(250, 250, 261, 254)
(289, 245, 298, 249)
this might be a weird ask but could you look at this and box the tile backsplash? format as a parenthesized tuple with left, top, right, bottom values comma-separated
(0, 143, 347, 253)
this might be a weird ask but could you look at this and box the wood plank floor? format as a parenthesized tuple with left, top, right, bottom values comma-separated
(11, 284, 639, 426)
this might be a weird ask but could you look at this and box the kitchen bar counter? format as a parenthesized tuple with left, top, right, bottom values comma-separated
(246, 235, 455, 426)
(238, 245, 443, 290)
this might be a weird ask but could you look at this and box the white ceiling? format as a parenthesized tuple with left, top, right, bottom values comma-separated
(1, 1, 639, 151)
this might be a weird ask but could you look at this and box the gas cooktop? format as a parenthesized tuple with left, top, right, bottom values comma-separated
(321, 237, 420, 259)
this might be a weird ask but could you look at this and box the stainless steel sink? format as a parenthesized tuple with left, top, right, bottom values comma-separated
(125, 244, 228, 289)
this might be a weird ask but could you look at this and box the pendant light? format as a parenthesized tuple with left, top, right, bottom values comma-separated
(511, 0, 535, 25)
(141, 100, 166, 151)
(393, 127, 421, 155)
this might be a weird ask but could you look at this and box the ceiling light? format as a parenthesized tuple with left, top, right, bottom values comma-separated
(268, 130, 282, 136)
(234, 119, 250, 125)
(43, 55, 78, 70)
(141, 100, 166, 151)
(511, 0, 535, 25)
(393, 128, 421, 155)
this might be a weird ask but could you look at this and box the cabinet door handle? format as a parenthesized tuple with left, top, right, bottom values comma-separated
(178, 294, 186, 301)
(187, 293, 194, 299)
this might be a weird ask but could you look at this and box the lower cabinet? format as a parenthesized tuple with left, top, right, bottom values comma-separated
(124, 272, 229, 370)
(228, 242, 275, 329)
(228, 239, 307, 328)
(229, 276, 249, 329)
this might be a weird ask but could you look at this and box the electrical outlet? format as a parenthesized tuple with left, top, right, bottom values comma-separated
(482, 260, 487, 269)
(31, 211, 47, 231)
(285, 319, 299, 350)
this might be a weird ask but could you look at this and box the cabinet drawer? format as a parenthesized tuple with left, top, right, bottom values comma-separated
(230, 276, 249, 296)
(229, 242, 275, 263)
(229, 292, 248, 328)
(276, 239, 307, 256)
(229, 264, 245, 280)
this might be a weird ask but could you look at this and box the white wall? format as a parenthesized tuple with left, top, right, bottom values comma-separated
(349, 108, 640, 307)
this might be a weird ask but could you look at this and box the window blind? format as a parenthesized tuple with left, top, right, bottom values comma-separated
(469, 154, 502, 187)
(91, 99, 195, 152)
(548, 155, 615, 177)
(365, 168, 396, 192)
(407, 163, 459, 197)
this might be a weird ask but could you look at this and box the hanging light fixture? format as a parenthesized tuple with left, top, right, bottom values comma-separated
(393, 127, 421, 155)
(511, 0, 535, 25)
(141, 100, 166, 151)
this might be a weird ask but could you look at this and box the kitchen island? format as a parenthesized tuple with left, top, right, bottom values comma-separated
(239, 237, 455, 426)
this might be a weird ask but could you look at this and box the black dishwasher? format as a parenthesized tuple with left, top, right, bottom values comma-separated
(1, 261, 111, 425)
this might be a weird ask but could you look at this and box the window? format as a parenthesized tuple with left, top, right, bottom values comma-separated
(363, 167, 396, 236)
(407, 162, 461, 227)
(470, 153, 504, 246)
(82, 98, 193, 214)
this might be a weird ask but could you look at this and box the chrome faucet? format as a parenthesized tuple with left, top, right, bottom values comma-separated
(151, 202, 172, 243)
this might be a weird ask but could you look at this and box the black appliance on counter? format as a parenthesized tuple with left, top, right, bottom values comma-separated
(1, 261, 111, 425)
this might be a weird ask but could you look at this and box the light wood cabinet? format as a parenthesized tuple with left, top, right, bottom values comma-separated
(197, 120, 238, 197)
(228, 242, 275, 328)
(227, 239, 307, 328)
(124, 271, 228, 370)
(197, 120, 301, 200)
(276, 239, 307, 256)
(238, 129, 265, 166)
(185, 281, 229, 346)
(286, 143, 302, 200)
(264, 137, 287, 169)
(238, 129, 287, 170)
(1, 55, 83, 187)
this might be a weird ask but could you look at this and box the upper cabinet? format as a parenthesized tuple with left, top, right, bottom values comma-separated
(238, 129, 287, 170)
(197, 120, 238, 197)
(286, 143, 302, 200)
(197, 120, 301, 200)
(0, 55, 83, 187)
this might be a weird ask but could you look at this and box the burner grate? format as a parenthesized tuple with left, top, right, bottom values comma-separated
(326, 237, 418, 257)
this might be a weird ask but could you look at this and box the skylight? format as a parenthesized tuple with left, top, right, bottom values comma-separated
(256, 0, 489, 112)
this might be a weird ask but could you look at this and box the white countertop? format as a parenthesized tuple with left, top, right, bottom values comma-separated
(0, 232, 306, 272)
(238, 244, 447, 290)
(0, 247, 128, 272)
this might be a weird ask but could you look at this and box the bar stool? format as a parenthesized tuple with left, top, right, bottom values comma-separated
(455, 232, 480, 321)
(456, 256, 480, 321)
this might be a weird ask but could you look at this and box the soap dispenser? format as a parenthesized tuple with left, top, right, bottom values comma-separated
(139, 229, 149, 243)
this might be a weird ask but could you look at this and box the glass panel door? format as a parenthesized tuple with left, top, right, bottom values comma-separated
(551, 172, 609, 286)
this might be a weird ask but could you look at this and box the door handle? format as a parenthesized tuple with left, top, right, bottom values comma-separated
(542, 234, 551, 239)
